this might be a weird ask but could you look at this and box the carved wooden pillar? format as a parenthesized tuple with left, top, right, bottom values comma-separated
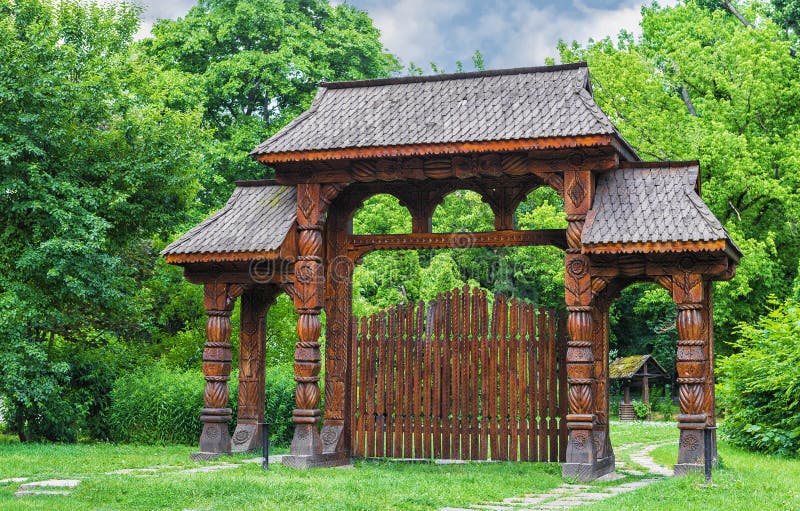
(591, 301, 613, 463)
(232, 287, 278, 452)
(672, 270, 710, 475)
(193, 281, 243, 460)
(703, 280, 718, 458)
(320, 203, 354, 460)
(562, 169, 608, 480)
(283, 183, 330, 468)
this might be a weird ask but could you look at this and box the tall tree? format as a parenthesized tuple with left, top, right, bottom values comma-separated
(0, 0, 209, 440)
(141, 0, 400, 207)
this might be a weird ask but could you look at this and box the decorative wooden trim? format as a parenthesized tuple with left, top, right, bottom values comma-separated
(347, 229, 567, 259)
(261, 135, 622, 165)
(274, 149, 618, 185)
(166, 250, 280, 265)
(583, 239, 727, 255)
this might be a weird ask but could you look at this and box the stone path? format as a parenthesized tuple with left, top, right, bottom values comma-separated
(441, 443, 672, 511)
(10, 454, 288, 498)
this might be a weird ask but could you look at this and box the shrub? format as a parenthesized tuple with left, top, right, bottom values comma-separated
(718, 297, 800, 457)
(631, 400, 650, 421)
(108, 363, 297, 446)
(108, 363, 205, 445)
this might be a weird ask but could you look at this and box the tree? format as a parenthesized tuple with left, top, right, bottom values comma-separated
(141, 0, 400, 208)
(0, 0, 209, 440)
(554, 0, 800, 347)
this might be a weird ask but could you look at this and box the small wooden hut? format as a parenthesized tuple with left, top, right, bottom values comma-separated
(609, 355, 670, 420)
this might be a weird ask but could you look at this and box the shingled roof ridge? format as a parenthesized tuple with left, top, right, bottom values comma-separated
(161, 187, 245, 255)
(319, 62, 588, 89)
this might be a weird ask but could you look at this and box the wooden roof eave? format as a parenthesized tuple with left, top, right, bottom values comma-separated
(252, 134, 636, 166)
(163, 222, 298, 266)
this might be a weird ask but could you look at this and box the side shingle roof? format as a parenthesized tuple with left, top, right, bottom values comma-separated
(252, 63, 627, 158)
(161, 182, 296, 261)
(582, 163, 739, 255)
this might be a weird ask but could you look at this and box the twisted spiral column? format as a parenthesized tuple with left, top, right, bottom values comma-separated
(290, 183, 325, 457)
(195, 282, 241, 458)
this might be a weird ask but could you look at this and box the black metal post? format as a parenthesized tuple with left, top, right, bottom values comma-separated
(704, 427, 713, 484)
(261, 422, 269, 470)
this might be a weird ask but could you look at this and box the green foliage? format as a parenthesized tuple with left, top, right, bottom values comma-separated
(109, 363, 296, 446)
(108, 363, 205, 445)
(555, 0, 800, 347)
(718, 295, 800, 456)
(631, 400, 651, 421)
(610, 284, 677, 375)
(0, 0, 208, 441)
(141, 0, 400, 207)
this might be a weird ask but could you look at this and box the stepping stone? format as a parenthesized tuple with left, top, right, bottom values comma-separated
(106, 466, 181, 474)
(503, 496, 548, 504)
(596, 472, 626, 482)
(15, 490, 71, 497)
(19, 479, 80, 489)
(242, 455, 285, 464)
(435, 459, 467, 465)
(621, 469, 645, 476)
(15, 479, 79, 498)
(0, 478, 27, 484)
(180, 463, 241, 474)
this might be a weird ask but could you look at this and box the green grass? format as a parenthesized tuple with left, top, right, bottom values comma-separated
(1, 424, 799, 510)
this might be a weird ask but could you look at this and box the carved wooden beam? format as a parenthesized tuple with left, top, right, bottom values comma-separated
(274, 150, 619, 185)
(347, 229, 567, 259)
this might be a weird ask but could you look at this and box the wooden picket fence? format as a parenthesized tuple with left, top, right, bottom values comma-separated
(349, 286, 567, 462)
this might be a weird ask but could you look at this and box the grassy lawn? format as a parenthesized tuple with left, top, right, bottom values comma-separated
(0, 423, 798, 510)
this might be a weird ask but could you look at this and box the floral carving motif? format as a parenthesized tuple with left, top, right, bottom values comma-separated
(567, 257, 587, 278)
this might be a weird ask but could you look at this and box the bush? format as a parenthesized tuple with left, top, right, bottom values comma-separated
(108, 363, 297, 446)
(108, 363, 205, 445)
(631, 400, 650, 421)
(718, 297, 800, 457)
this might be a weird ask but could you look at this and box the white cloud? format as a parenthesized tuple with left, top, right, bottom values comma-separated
(361, 0, 467, 67)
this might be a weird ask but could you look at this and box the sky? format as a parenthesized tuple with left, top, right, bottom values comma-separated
(133, 0, 678, 70)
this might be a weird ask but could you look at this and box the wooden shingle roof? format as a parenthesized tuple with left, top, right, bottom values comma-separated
(251, 62, 636, 162)
(161, 181, 296, 264)
(609, 355, 669, 380)
(582, 162, 741, 259)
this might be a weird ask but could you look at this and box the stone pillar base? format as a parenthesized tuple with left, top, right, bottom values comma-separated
(290, 422, 323, 456)
(282, 451, 351, 469)
(190, 451, 224, 461)
(231, 422, 261, 453)
(674, 462, 703, 476)
(198, 421, 231, 455)
(321, 424, 346, 454)
(562, 454, 615, 481)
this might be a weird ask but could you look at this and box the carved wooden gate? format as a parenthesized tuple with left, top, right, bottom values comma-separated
(350, 286, 567, 461)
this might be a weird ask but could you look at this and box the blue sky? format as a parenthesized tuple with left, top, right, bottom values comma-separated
(133, 0, 677, 70)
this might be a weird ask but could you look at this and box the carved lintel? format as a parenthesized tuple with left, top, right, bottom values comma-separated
(347, 229, 567, 259)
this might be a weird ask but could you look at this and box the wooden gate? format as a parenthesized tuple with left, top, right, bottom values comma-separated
(349, 286, 567, 462)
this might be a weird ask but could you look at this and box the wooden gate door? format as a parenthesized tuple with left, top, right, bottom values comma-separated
(349, 286, 567, 461)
